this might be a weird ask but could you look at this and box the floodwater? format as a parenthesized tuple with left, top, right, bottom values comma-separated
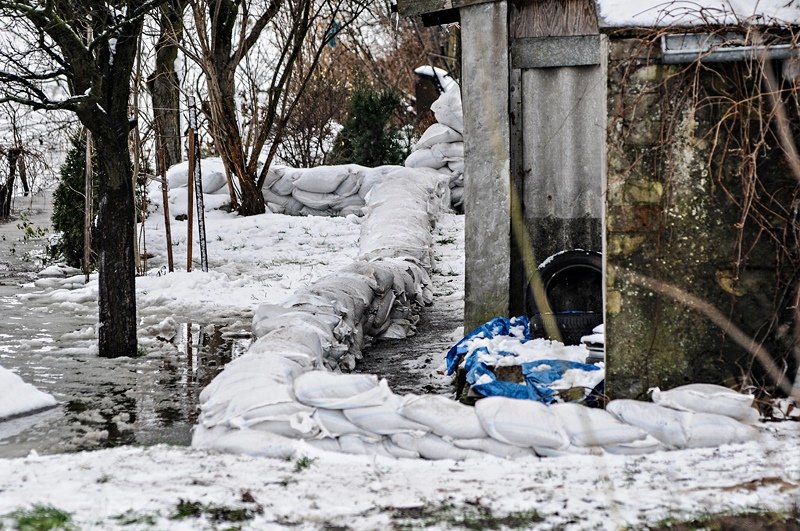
(0, 194, 251, 457)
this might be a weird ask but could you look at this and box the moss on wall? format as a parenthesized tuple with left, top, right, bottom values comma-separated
(605, 36, 799, 399)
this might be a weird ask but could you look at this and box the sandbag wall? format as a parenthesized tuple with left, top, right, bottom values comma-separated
(404, 87, 465, 208)
(193, 168, 761, 460)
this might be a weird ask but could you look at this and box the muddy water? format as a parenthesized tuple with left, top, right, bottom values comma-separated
(0, 194, 251, 457)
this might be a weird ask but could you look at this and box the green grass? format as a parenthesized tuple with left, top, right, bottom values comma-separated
(171, 499, 262, 524)
(6, 505, 74, 531)
(294, 456, 316, 472)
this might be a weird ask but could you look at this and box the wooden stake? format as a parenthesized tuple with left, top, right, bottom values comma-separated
(158, 142, 175, 272)
(83, 130, 93, 283)
(186, 96, 196, 272)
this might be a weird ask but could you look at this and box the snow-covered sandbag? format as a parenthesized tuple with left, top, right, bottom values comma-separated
(398, 394, 487, 439)
(0, 365, 58, 420)
(551, 403, 648, 447)
(431, 86, 464, 133)
(391, 433, 484, 460)
(293, 166, 352, 194)
(651, 384, 759, 424)
(271, 170, 300, 196)
(606, 399, 690, 448)
(293, 372, 390, 409)
(344, 393, 429, 435)
(405, 148, 447, 170)
(334, 173, 364, 197)
(246, 413, 319, 439)
(453, 438, 537, 459)
(201, 170, 228, 194)
(413, 123, 463, 150)
(474, 396, 569, 449)
(192, 425, 298, 459)
(337, 434, 417, 458)
(448, 160, 465, 173)
(248, 334, 323, 367)
(683, 412, 760, 448)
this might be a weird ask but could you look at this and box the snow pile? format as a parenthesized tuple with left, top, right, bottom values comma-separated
(597, 0, 800, 27)
(405, 86, 465, 208)
(0, 365, 57, 420)
(193, 167, 762, 460)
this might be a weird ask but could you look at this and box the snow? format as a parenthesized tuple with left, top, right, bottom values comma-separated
(0, 423, 797, 529)
(0, 365, 57, 420)
(414, 65, 457, 92)
(597, 0, 800, 27)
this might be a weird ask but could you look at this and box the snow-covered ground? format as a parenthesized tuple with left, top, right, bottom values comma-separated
(1, 193, 799, 529)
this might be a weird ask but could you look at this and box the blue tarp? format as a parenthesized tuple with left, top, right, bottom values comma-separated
(447, 316, 602, 403)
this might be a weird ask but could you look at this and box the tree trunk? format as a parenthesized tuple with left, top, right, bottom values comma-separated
(94, 133, 137, 359)
(0, 148, 20, 217)
(148, 0, 185, 169)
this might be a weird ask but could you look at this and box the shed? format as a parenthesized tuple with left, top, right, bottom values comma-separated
(398, 0, 800, 398)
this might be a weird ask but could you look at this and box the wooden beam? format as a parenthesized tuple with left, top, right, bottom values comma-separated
(511, 35, 601, 68)
(510, 0, 598, 39)
(397, 0, 496, 17)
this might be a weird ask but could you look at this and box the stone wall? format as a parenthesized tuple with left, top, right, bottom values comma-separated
(604, 36, 799, 398)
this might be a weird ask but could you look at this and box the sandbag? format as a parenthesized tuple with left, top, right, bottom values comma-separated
(413, 123, 463, 150)
(453, 438, 537, 459)
(551, 403, 648, 447)
(391, 433, 485, 460)
(606, 399, 689, 448)
(683, 412, 760, 448)
(651, 384, 759, 424)
(431, 86, 464, 133)
(293, 166, 351, 194)
(604, 435, 665, 455)
(448, 160, 465, 173)
(398, 394, 487, 439)
(312, 408, 380, 439)
(292, 188, 339, 210)
(430, 142, 464, 160)
(474, 396, 569, 449)
(344, 393, 429, 435)
(294, 372, 390, 409)
(192, 425, 297, 459)
(405, 148, 447, 170)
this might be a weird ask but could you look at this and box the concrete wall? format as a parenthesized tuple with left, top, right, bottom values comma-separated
(461, 1, 511, 331)
(604, 38, 799, 398)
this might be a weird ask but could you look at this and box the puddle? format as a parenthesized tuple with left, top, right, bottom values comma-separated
(0, 321, 251, 458)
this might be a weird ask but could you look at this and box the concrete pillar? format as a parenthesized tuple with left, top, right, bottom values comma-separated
(461, 1, 511, 332)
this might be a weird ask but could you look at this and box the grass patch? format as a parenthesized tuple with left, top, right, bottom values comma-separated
(650, 509, 800, 530)
(436, 237, 456, 245)
(294, 456, 316, 472)
(6, 505, 74, 531)
(112, 510, 158, 526)
(171, 499, 262, 524)
(391, 502, 541, 530)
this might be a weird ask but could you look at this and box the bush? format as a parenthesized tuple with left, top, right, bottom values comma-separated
(51, 134, 98, 269)
(329, 83, 410, 167)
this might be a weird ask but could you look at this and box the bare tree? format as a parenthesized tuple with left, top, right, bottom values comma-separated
(0, 0, 163, 358)
(183, 0, 369, 215)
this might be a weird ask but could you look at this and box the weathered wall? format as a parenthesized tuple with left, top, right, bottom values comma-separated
(461, 1, 511, 331)
(605, 37, 799, 398)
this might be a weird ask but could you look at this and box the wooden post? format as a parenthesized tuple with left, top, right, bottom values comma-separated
(83, 130, 93, 283)
(186, 97, 196, 272)
(158, 141, 175, 272)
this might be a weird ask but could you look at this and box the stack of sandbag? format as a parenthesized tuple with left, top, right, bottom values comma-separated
(263, 164, 402, 217)
(148, 157, 234, 217)
(405, 86, 465, 208)
(606, 384, 760, 450)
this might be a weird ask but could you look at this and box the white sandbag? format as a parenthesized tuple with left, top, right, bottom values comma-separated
(338, 434, 398, 458)
(683, 412, 760, 448)
(344, 393, 429, 435)
(431, 86, 464, 133)
(334, 173, 364, 197)
(551, 403, 648, 447)
(292, 188, 338, 210)
(330, 194, 365, 210)
(606, 399, 690, 448)
(475, 396, 569, 449)
(192, 425, 297, 459)
(450, 187, 464, 206)
(246, 414, 319, 439)
(248, 334, 323, 367)
(391, 433, 484, 460)
(414, 123, 462, 151)
(300, 206, 333, 217)
(312, 408, 381, 439)
(293, 371, 390, 409)
(603, 435, 665, 455)
(448, 160, 465, 173)
(201, 170, 228, 194)
(430, 142, 464, 160)
(293, 166, 351, 194)
(305, 438, 342, 453)
(405, 148, 447, 170)
(533, 445, 605, 457)
(266, 202, 285, 214)
(398, 394, 487, 439)
(271, 171, 300, 196)
(453, 438, 537, 459)
(651, 384, 759, 423)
